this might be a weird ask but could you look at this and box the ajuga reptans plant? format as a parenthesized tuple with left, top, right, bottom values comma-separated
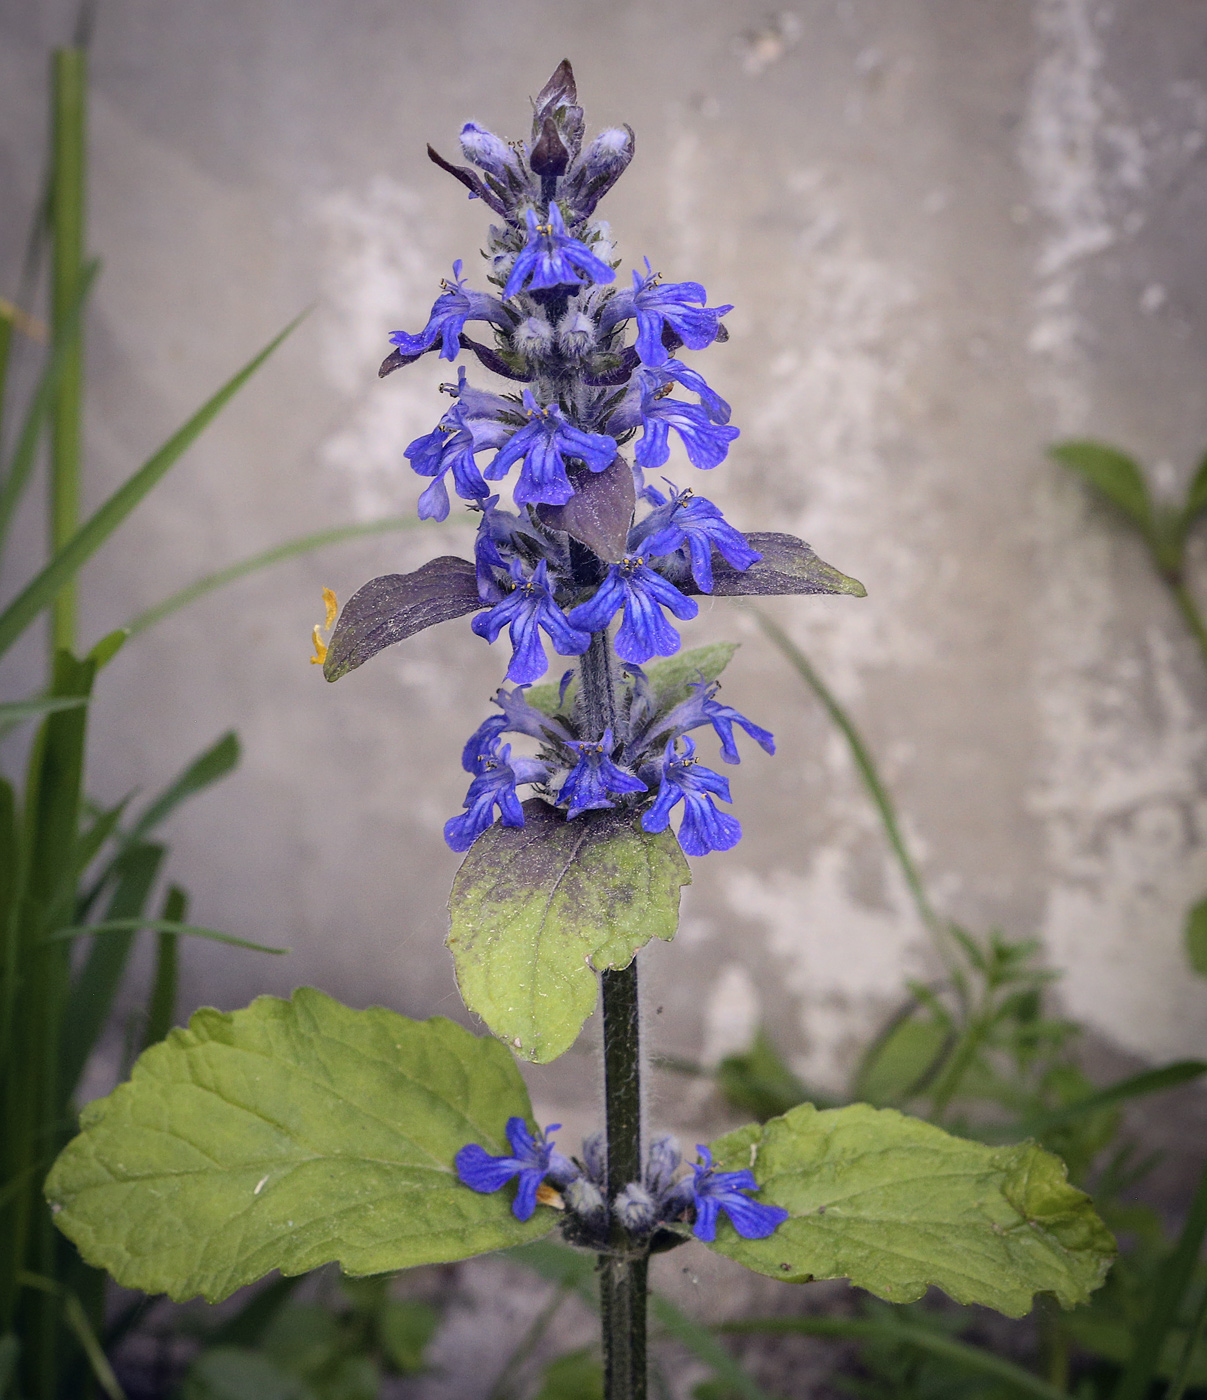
(46, 60, 1114, 1400)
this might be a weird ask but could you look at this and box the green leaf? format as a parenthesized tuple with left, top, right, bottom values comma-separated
(716, 1029, 816, 1122)
(122, 517, 423, 639)
(534, 1349, 604, 1400)
(703, 1102, 1115, 1317)
(853, 1011, 951, 1106)
(1186, 896, 1207, 977)
(46, 918, 288, 954)
(524, 642, 739, 719)
(1050, 440, 1155, 537)
(128, 731, 240, 844)
(0, 694, 87, 735)
(685, 533, 867, 598)
(60, 840, 166, 1097)
(377, 1299, 439, 1375)
(86, 627, 128, 670)
(45, 989, 553, 1301)
(1184, 449, 1207, 523)
(448, 799, 690, 1063)
(181, 1348, 312, 1400)
(0, 314, 303, 660)
(143, 885, 185, 1050)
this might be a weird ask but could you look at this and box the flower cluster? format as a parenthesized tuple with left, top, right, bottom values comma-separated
(455, 1120, 789, 1245)
(377, 64, 774, 856)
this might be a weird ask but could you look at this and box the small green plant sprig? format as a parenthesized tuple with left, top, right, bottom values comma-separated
(45, 61, 1115, 1400)
(1051, 438, 1207, 985)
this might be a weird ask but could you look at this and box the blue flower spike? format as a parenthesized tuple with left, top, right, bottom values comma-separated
(687, 1145, 790, 1243)
(455, 1117, 578, 1222)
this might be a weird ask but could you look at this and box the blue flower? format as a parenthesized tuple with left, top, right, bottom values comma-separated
(460, 121, 529, 186)
(471, 559, 591, 683)
(445, 733, 548, 851)
(405, 402, 509, 521)
(655, 679, 776, 765)
(639, 358, 731, 425)
(602, 266, 733, 367)
(634, 392, 740, 473)
(444, 736, 548, 852)
(503, 204, 616, 300)
(472, 495, 556, 602)
(455, 1117, 577, 1222)
(557, 727, 646, 819)
(638, 487, 761, 593)
(389, 261, 512, 363)
(566, 556, 698, 665)
(684, 1145, 789, 1243)
(486, 390, 617, 506)
(641, 737, 741, 855)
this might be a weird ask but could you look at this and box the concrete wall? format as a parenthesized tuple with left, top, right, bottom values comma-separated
(3, 0, 1207, 1125)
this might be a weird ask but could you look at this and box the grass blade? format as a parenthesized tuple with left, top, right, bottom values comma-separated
(49, 46, 88, 654)
(1019, 1060, 1207, 1137)
(749, 606, 938, 935)
(142, 885, 184, 1050)
(123, 516, 425, 637)
(0, 696, 87, 734)
(47, 919, 288, 955)
(718, 1315, 1069, 1400)
(60, 842, 164, 1098)
(0, 312, 304, 660)
(128, 731, 239, 844)
(61, 1292, 126, 1400)
(1112, 1156, 1207, 1400)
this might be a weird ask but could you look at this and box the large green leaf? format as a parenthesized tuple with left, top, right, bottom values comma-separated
(704, 1102, 1114, 1317)
(448, 799, 690, 1063)
(45, 989, 553, 1302)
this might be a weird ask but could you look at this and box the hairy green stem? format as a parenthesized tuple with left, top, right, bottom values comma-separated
(580, 628, 648, 1400)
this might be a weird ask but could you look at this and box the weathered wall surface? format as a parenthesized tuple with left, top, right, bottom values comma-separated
(3, 0, 1207, 1121)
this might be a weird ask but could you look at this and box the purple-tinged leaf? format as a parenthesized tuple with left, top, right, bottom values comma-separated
(426, 144, 509, 218)
(379, 344, 434, 379)
(530, 115, 570, 178)
(682, 533, 866, 598)
(324, 556, 481, 681)
(459, 334, 531, 382)
(537, 456, 635, 562)
(534, 60, 577, 123)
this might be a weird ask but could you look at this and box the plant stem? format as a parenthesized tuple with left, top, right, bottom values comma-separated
(49, 47, 87, 656)
(1171, 578, 1207, 677)
(580, 627, 649, 1400)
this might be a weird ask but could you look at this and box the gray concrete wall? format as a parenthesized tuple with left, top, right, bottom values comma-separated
(4, 0, 1207, 1127)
